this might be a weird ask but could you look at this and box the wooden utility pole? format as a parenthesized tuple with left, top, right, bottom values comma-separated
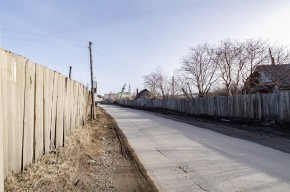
(89, 41, 95, 119)
(69, 66, 72, 78)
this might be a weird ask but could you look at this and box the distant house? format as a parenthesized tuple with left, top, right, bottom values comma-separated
(244, 64, 290, 93)
(135, 89, 154, 100)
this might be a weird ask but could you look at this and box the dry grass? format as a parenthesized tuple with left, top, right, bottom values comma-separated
(5, 116, 102, 191)
(5, 107, 157, 192)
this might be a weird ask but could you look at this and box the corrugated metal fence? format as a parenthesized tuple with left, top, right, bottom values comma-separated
(118, 92, 290, 123)
(0, 49, 91, 191)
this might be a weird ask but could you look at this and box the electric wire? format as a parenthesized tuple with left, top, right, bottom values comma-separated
(1, 28, 87, 43)
(94, 45, 146, 74)
(1, 36, 87, 48)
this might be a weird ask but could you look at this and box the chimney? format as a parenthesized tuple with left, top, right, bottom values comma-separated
(269, 48, 275, 65)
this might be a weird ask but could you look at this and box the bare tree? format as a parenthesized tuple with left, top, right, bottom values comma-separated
(145, 39, 290, 98)
(143, 72, 159, 97)
(242, 39, 268, 81)
(181, 43, 218, 97)
(268, 43, 290, 64)
(143, 67, 173, 99)
(170, 76, 179, 98)
(214, 39, 247, 95)
(241, 39, 269, 92)
(174, 69, 194, 99)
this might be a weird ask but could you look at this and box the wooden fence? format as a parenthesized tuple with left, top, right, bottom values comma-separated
(0, 48, 91, 191)
(118, 92, 290, 123)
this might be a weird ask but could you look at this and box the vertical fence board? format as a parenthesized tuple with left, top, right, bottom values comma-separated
(14, 56, 26, 173)
(1, 52, 16, 176)
(34, 64, 44, 161)
(270, 93, 278, 120)
(63, 78, 69, 145)
(23, 61, 35, 168)
(43, 68, 53, 154)
(71, 81, 76, 130)
(287, 92, 290, 122)
(50, 72, 58, 148)
(279, 92, 287, 122)
(56, 74, 64, 147)
(0, 50, 5, 191)
(261, 94, 267, 120)
(75, 83, 80, 127)
(66, 79, 72, 135)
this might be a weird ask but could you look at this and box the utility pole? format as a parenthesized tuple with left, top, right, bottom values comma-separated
(89, 41, 95, 120)
(69, 66, 72, 78)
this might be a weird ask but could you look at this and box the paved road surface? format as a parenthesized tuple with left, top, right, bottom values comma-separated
(102, 105, 290, 192)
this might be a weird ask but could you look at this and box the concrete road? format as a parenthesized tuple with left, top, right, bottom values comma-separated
(102, 105, 290, 192)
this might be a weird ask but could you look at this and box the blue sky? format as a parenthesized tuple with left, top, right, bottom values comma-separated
(1, 0, 290, 95)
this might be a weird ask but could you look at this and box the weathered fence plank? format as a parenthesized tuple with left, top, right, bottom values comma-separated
(23, 61, 36, 168)
(56, 74, 64, 148)
(43, 68, 53, 154)
(0, 49, 5, 192)
(65, 78, 72, 136)
(34, 64, 44, 161)
(71, 81, 76, 131)
(1, 52, 16, 176)
(14, 56, 26, 173)
(63, 78, 68, 145)
(50, 72, 58, 148)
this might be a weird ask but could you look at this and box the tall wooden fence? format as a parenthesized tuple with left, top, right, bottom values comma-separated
(118, 92, 290, 123)
(0, 48, 91, 191)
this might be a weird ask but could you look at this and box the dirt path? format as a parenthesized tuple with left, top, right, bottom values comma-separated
(5, 107, 157, 192)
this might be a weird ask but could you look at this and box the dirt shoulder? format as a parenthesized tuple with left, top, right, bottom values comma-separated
(121, 106, 290, 154)
(5, 107, 157, 192)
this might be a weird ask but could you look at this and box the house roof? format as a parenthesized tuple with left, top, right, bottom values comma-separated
(255, 64, 290, 89)
(135, 89, 151, 100)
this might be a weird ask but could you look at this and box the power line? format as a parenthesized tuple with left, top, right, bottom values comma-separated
(93, 41, 149, 71)
(1, 36, 87, 48)
(94, 46, 146, 74)
(1, 28, 88, 43)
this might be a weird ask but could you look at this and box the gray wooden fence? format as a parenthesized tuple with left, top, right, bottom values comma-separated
(118, 92, 290, 123)
(0, 48, 92, 191)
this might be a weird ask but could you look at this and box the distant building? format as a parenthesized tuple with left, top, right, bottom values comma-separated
(244, 64, 290, 93)
(103, 92, 132, 100)
(117, 92, 132, 99)
(135, 89, 154, 100)
(104, 93, 118, 100)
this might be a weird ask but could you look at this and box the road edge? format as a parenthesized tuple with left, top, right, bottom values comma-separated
(103, 108, 159, 192)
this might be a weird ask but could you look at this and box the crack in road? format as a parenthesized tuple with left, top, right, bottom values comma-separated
(177, 166, 188, 173)
(155, 148, 168, 158)
(194, 181, 210, 192)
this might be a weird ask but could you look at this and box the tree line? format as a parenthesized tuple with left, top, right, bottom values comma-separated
(143, 38, 290, 98)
